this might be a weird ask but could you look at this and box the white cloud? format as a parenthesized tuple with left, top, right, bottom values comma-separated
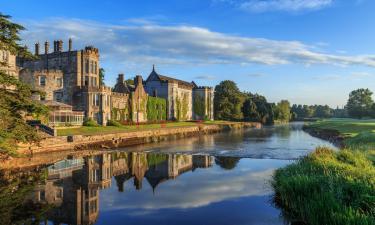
(240, 0, 333, 12)
(19, 17, 375, 72)
(194, 75, 216, 80)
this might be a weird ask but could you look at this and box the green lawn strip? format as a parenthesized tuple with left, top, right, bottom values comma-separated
(273, 119, 375, 225)
(57, 121, 206, 136)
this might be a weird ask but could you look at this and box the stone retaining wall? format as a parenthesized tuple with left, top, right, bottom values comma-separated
(17, 122, 261, 155)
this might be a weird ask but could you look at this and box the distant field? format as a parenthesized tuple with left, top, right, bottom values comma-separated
(56, 120, 229, 136)
(307, 118, 375, 137)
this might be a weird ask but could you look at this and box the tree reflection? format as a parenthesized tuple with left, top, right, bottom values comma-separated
(0, 169, 50, 225)
(214, 156, 241, 170)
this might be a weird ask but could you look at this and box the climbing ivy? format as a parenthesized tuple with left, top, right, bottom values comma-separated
(176, 93, 189, 121)
(111, 107, 130, 122)
(193, 95, 205, 119)
(147, 96, 167, 121)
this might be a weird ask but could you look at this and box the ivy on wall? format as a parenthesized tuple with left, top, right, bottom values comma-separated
(176, 93, 189, 121)
(111, 107, 131, 122)
(147, 96, 167, 121)
(193, 95, 205, 118)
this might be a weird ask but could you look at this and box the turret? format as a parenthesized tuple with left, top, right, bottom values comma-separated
(34, 42, 39, 56)
(44, 41, 49, 54)
(68, 38, 72, 51)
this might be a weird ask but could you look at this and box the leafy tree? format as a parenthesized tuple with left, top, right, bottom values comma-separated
(314, 105, 332, 118)
(0, 13, 48, 157)
(274, 100, 291, 122)
(346, 88, 374, 118)
(99, 68, 105, 86)
(214, 80, 244, 121)
(125, 78, 134, 85)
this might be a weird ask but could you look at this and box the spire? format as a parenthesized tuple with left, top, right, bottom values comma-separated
(152, 64, 155, 72)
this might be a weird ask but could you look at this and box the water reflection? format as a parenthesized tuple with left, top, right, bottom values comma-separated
(0, 123, 336, 225)
(0, 151, 287, 225)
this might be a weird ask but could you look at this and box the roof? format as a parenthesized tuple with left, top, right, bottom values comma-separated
(113, 81, 131, 94)
(147, 65, 194, 88)
(40, 100, 72, 108)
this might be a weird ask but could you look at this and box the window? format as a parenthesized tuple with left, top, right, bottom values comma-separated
(94, 62, 97, 74)
(90, 61, 93, 73)
(56, 78, 63, 88)
(40, 190, 45, 201)
(93, 94, 100, 106)
(54, 92, 63, 102)
(85, 76, 89, 86)
(85, 59, 89, 73)
(39, 75, 46, 86)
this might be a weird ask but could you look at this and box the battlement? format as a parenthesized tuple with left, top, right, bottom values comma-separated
(112, 92, 129, 97)
(81, 85, 112, 93)
(194, 86, 213, 90)
(84, 46, 99, 55)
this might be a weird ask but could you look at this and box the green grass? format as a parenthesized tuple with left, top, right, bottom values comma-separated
(273, 118, 375, 225)
(57, 121, 207, 136)
(273, 147, 375, 225)
(307, 118, 375, 137)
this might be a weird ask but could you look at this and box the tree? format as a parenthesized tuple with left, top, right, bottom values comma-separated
(214, 80, 244, 121)
(275, 100, 291, 122)
(346, 88, 374, 118)
(99, 68, 105, 86)
(125, 78, 134, 85)
(0, 13, 48, 157)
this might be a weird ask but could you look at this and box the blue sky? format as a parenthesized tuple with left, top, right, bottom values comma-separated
(3, 0, 375, 107)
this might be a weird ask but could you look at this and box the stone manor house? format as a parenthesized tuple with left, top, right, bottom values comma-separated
(6, 38, 214, 126)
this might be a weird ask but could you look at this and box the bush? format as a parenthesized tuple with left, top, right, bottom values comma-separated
(83, 118, 99, 127)
(107, 119, 122, 127)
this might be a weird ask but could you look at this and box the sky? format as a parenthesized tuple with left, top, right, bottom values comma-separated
(2, 0, 375, 107)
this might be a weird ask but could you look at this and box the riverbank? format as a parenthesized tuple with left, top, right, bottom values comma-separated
(273, 119, 375, 225)
(15, 121, 261, 157)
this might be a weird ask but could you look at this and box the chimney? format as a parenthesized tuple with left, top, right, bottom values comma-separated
(35, 42, 39, 56)
(53, 40, 56, 52)
(57, 40, 63, 52)
(118, 74, 124, 83)
(134, 75, 143, 87)
(44, 41, 49, 54)
(68, 38, 72, 51)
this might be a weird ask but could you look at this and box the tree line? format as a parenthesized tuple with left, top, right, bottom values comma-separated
(214, 80, 292, 124)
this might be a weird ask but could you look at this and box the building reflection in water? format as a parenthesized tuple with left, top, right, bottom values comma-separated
(31, 152, 214, 225)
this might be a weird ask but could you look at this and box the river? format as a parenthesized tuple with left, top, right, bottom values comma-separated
(0, 122, 335, 225)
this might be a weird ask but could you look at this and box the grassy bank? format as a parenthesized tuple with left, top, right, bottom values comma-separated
(57, 120, 231, 136)
(272, 119, 375, 225)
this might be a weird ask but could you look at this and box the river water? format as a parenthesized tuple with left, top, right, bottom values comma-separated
(0, 122, 335, 225)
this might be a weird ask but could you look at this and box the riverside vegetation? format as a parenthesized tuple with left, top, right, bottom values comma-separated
(272, 118, 375, 225)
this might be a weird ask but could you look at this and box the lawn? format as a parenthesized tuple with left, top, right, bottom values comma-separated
(56, 121, 230, 136)
(57, 121, 199, 136)
(307, 118, 375, 137)
(273, 118, 375, 225)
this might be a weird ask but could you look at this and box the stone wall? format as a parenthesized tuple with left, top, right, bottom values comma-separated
(19, 69, 64, 101)
(0, 50, 17, 78)
(16, 122, 262, 155)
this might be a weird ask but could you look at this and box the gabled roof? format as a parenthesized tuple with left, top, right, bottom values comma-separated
(146, 65, 194, 88)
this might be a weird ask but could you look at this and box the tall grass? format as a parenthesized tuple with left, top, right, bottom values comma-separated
(272, 147, 375, 225)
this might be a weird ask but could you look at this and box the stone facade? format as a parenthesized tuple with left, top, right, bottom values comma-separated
(0, 49, 18, 78)
(192, 82, 214, 120)
(144, 66, 214, 121)
(19, 69, 64, 101)
(144, 66, 193, 120)
(17, 39, 112, 125)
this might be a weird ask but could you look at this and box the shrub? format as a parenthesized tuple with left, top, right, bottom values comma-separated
(83, 118, 99, 127)
(107, 119, 122, 127)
